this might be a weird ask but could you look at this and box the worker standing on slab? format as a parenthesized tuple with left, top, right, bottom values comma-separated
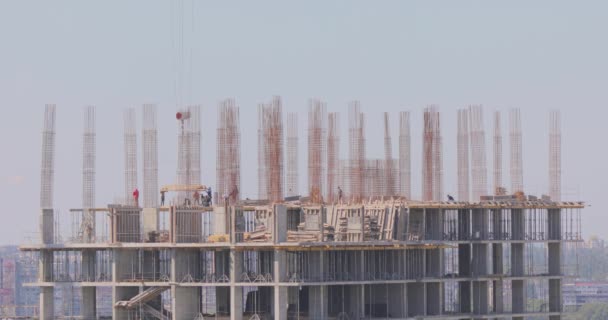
(193, 190, 200, 205)
(207, 187, 213, 206)
(133, 188, 139, 207)
(338, 186, 343, 204)
(160, 191, 165, 206)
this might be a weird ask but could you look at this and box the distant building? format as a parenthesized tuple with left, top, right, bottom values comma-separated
(563, 282, 608, 311)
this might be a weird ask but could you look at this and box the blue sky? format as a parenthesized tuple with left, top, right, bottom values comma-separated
(0, 1, 606, 244)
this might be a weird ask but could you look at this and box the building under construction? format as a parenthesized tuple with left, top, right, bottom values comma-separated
(21, 101, 584, 320)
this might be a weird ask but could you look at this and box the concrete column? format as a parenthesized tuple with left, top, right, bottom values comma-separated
(511, 279, 525, 313)
(230, 249, 243, 320)
(172, 249, 199, 282)
(511, 209, 525, 240)
(40, 209, 54, 244)
(274, 204, 287, 243)
(548, 209, 561, 240)
(172, 286, 200, 320)
(213, 206, 227, 235)
(82, 249, 96, 281)
(472, 243, 488, 276)
(549, 279, 562, 313)
(426, 282, 441, 315)
(39, 250, 53, 282)
(511, 244, 524, 276)
(406, 282, 425, 317)
(81, 286, 96, 320)
(493, 280, 504, 313)
(273, 250, 287, 319)
(549, 243, 561, 276)
(39, 286, 54, 320)
(458, 281, 471, 314)
(309, 286, 328, 319)
(472, 281, 488, 315)
(112, 286, 139, 320)
(492, 243, 503, 275)
(387, 284, 406, 318)
(142, 207, 159, 241)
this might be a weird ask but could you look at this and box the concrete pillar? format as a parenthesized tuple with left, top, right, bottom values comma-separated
(142, 207, 159, 241)
(426, 248, 441, 277)
(82, 249, 96, 281)
(426, 282, 441, 315)
(511, 244, 524, 276)
(493, 280, 504, 313)
(81, 286, 96, 320)
(492, 243, 503, 275)
(549, 242, 561, 276)
(309, 286, 328, 319)
(458, 244, 471, 277)
(172, 286, 200, 320)
(549, 279, 562, 313)
(230, 250, 243, 320)
(472, 243, 488, 276)
(472, 281, 488, 315)
(40, 209, 54, 244)
(548, 209, 561, 240)
(511, 279, 525, 313)
(172, 249, 199, 282)
(213, 206, 227, 235)
(387, 284, 406, 318)
(274, 204, 287, 243)
(39, 286, 54, 320)
(112, 286, 139, 320)
(273, 250, 287, 319)
(406, 282, 425, 317)
(459, 281, 471, 314)
(511, 209, 525, 240)
(458, 209, 471, 241)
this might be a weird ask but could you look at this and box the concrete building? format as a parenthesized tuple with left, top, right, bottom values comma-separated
(21, 105, 584, 319)
(21, 199, 584, 319)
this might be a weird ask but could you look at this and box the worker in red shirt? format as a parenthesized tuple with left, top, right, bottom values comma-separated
(133, 188, 139, 207)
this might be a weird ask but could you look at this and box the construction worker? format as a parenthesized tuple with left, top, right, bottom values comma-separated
(160, 191, 165, 206)
(207, 187, 213, 206)
(193, 190, 200, 205)
(133, 188, 139, 207)
(338, 186, 343, 204)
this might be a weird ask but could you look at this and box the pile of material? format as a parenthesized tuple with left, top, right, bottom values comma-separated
(287, 223, 335, 242)
(244, 225, 271, 242)
(364, 216, 380, 240)
(337, 215, 380, 241)
(208, 234, 229, 243)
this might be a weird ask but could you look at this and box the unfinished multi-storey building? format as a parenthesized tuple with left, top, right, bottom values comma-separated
(21, 103, 583, 320)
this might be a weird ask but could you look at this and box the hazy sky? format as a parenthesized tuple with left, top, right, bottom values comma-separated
(0, 1, 606, 245)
